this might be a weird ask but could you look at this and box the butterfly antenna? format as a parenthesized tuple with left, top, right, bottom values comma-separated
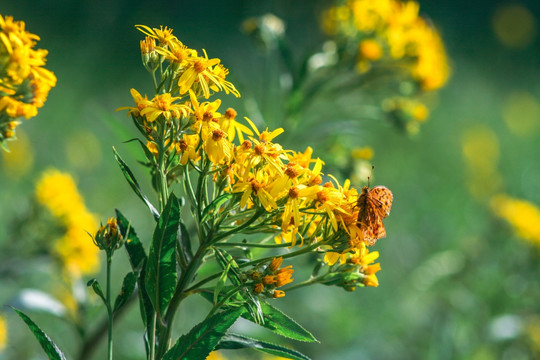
(368, 165, 374, 187)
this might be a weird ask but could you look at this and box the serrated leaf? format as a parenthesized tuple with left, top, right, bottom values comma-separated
(244, 302, 318, 343)
(217, 333, 311, 360)
(162, 307, 244, 360)
(145, 193, 180, 316)
(113, 146, 160, 221)
(214, 248, 243, 286)
(201, 193, 233, 223)
(113, 272, 137, 313)
(12, 308, 67, 360)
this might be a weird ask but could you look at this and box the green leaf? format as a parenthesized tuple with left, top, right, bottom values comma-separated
(12, 308, 67, 360)
(244, 302, 318, 343)
(112, 146, 160, 221)
(217, 333, 311, 360)
(116, 209, 147, 271)
(201, 193, 233, 223)
(198, 293, 315, 341)
(145, 193, 180, 316)
(178, 222, 193, 264)
(87, 278, 106, 305)
(116, 209, 154, 340)
(214, 262, 232, 305)
(113, 271, 137, 313)
(214, 248, 264, 324)
(162, 307, 244, 360)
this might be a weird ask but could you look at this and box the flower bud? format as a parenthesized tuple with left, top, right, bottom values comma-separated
(93, 217, 124, 252)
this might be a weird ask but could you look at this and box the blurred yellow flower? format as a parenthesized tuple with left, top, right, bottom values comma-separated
(0, 313, 6, 352)
(351, 146, 374, 160)
(491, 195, 540, 245)
(35, 169, 100, 276)
(0, 14, 57, 147)
(322, 0, 450, 91)
(206, 351, 227, 360)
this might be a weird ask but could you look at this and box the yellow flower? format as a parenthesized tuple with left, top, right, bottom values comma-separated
(232, 171, 278, 211)
(116, 88, 153, 118)
(178, 50, 221, 98)
(204, 129, 232, 164)
(155, 38, 197, 67)
(219, 108, 253, 143)
(140, 92, 191, 122)
(177, 134, 200, 165)
(135, 24, 176, 46)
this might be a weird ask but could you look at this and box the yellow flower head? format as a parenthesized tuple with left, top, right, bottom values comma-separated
(140, 93, 191, 122)
(135, 24, 176, 46)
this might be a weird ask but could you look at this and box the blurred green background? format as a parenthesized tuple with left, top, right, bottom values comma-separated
(2, 0, 540, 359)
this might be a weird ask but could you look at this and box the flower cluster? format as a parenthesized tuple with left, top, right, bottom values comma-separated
(491, 195, 540, 246)
(135, 24, 239, 99)
(0, 14, 56, 148)
(35, 169, 100, 276)
(121, 26, 386, 290)
(248, 257, 294, 298)
(322, 0, 450, 91)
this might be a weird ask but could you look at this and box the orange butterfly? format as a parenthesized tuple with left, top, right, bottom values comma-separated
(356, 185, 393, 245)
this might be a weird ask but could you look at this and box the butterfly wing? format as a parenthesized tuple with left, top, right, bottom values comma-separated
(369, 186, 393, 218)
(357, 186, 393, 246)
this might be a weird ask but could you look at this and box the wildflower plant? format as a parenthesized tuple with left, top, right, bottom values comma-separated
(0, 15, 56, 149)
(12, 24, 393, 360)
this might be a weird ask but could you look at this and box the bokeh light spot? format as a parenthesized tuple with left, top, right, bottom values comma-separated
(502, 91, 540, 137)
(492, 4, 537, 49)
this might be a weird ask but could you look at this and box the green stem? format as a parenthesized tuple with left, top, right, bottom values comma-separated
(156, 245, 208, 358)
(106, 253, 113, 360)
(283, 276, 320, 292)
(185, 242, 320, 293)
(149, 313, 157, 360)
(213, 241, 293, 248)
(157, 123, 169, 210)
(211, 209, 265, 243)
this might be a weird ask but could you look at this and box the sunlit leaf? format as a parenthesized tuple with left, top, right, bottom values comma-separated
(145, 193, 180, 316)
(162, 307, 244, 360)
(217, 333, 311, 360)
(244, 302, 317, 343)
